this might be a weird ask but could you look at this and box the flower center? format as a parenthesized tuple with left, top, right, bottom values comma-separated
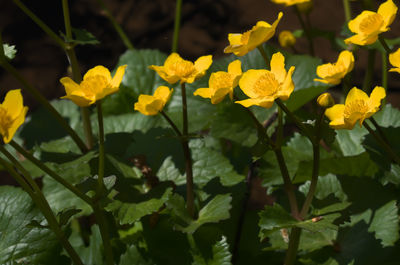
(359, 14, 384, 35)
(344, 99, 369, 119)
(81, 75, 108, 96)
(212, 73, 234, 90)
(0, 107, 13, 138)
(253, 72, 279, 97)
(169, 60, 195, 78)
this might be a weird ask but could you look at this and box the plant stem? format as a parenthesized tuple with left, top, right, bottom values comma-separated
(93, 204, 114, 265)
(362, 49, 376, 93)
(379, 36, 392, 54)
(9, 140, 92, 205)
(96, 0, 134, 50)
(160, 110, 183, 137)
(257, 46, 270, 68)
(0, 59, 88, 153)
(284, 227, 302, 265)
(369, 117, 390, 145)
(293, 5, 314, 56)
(96, 101, 105, 197)
(180, 83, 195, 217)
(364, 121, 400, 165)
(172, 0, 183, 52)
(12, 0, 66, 49)
(381, 50, 388, 90)
(62, 0, 94, 149)
(0, 152, 84, 265)
(342, 0, 352, 22)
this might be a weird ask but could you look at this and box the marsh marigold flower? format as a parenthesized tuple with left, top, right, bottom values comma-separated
(149, 53, 212, 84)
(236, 52, 295, 108)
(271, 0, 311, 7)
(317, 92, 335, 108)
(325, 86, 385, 130)
(315, 50, 354, 85)
(134, 86, 173, 116)
(224, 12, 283, 57)
(279, 30, 296, 48)
(60, 65, 127, 107)
(389, 47, 400, 73)
(193, 60, 242, 104)
(345, 0, 398, 46)
(0, 89, 28, 144)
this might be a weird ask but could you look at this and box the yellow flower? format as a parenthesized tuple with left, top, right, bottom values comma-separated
(193, 60, 242, 104)
(325, 86, 385, 130)
(149, 53, 212, 84)
(271, 0, 311, 7)
(60, 65, 127, 107)
(0, 89, 28, 144)
(279, 30, 296, 48)
(315, 50, 354, 85)
(235, 52, 295, 108)
(345, 0, 397, 46)
(134, 86, 173, 116)
(224, 12, 283, 56)
(389, 47, 400, 73)
(317, 92, 335, 108)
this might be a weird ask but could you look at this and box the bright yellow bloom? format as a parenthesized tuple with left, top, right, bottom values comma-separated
(389, 47, 400, 73)
(345, 0, 397, 46)
(235, 52, 295, 108)
(193, 60, 242, 104)
(325, 86, 385, 130)
(315, 50, 354, 85)
(60, 65, 127, 107)
(224, 12, 283, 56)
(271, 0, 311, 7)
(0, 89, 28, 144)
(134, 86, 173, 116)
(149, 53, 212, 84)
(317, 92, 335, 108)
(278, 30, 296, 48)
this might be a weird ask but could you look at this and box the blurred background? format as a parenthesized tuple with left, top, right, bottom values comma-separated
(1, 0, 400, 109)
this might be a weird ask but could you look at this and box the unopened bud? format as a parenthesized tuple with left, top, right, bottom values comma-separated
(297, 1, 313, 14)
(317, 93, 335, 108)
(279, 31, 296, 48)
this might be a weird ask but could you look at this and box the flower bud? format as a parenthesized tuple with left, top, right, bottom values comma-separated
(317, 93, 335, 108)
(297, 1, 313, 14)
(279, 31, 296, 48)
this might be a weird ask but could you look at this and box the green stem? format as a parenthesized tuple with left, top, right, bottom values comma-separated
(364, 121, 400, 165)
(362, 49, 376, 93)
(172, 0, 183, 52)
(257, 46, 270, 68)
(93, 204, 114, 265)
(0, 58, 88, 153)
(382, 51, 388, 90)
(276, 107, 284, 146)
(62, 0, 73, 39)
(0, 152, 84, 265)
(181, 83, 195, 217)
(293, 5, 315, 56)
(284, 227, 302, 265)
(342, 0, 352, 22)
(96, 101, 105, 197)
(369, 117, 390, 145)
(96, 0, 134, 50)
(9, 140, 92, 205)
(160, 110, 183, 137)
(379, 36, 392, 54)
(12, 0, 66, 49)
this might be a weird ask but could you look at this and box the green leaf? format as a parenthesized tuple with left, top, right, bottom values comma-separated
(119, 245, 154, 265)
(335, 126, 367, 156)
(382, 164, 400, 186)
(71, 28, 100, 45)
(157, 156, 186, 185)
(57, 208, 82, 226)
(69, 225, 103, 265)
(313, 202, 352, 216)
(174, 194, 232, 234)
(368, 200, 399, 247)
(373, 104, 400, 128)
(190, 139, 244, 187)
(0, 186, 61, 264)
(3, 43, 17, 59)
(208, 236, 232, 265)
(298, 174, 348, 201)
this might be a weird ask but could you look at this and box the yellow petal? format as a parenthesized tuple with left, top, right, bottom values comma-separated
(235, 98, 274, 108)
(239, 69, 269, 98)
(61, 94, 94, 107)
(154, 86, 173, 104)
(345, 87, 369, 105)
(227, 60, 242, 77)
(193, 55, 213, 79)
(278, 66, 295, 100)
(211, 87, 231, 104)
(83, 65, 112, 83)
(247, 13, 283, 51)
(60, 77, 80, 96)
(344, 33, 378, 46)
(337, 50, 355, 71)
(227, 34, 242, 46)
(369, 86, 386, 109)
(110, 65, 127, 88)
(325, 104, 348, 129)
(389, 67, 400, 73)
(389, 48, 400, 68)
(194, 87, 213, 99)
(377, 0, 398, 28)
(270, 52, 287, 83)
(348, 11, 377, 33)
(149, 65, 180, 84)
(2, 89, 24, 120)
(3, 106, 28, 144)
(134, 95, 164, 116)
